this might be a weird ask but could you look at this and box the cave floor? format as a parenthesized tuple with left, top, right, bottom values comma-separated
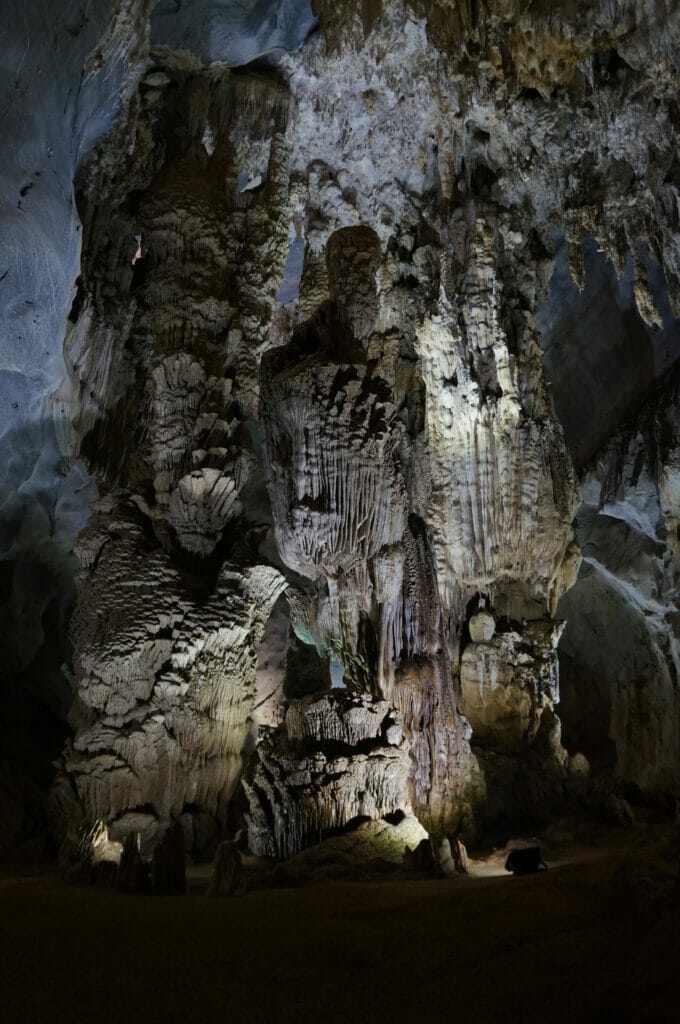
(0, 826, 678, 1024)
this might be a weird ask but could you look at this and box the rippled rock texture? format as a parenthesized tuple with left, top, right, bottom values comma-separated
(245, 693, 410, 858)
(2, 0, 680, 861)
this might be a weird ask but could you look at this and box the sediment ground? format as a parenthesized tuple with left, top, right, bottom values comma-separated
(1, 825, 677, 1024)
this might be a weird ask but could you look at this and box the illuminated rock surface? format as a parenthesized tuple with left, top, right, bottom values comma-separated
(245, 693, 412, 858)
(0, 0, 679, 863)
(460, 620, 565, 753)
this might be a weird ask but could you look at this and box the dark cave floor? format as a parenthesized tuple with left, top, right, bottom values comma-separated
(0, 825, 678, 1024)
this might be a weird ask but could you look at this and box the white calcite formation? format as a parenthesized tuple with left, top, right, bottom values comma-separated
(245, 693, 411, 858)
(460, 620, 565, 753)
(57, 62, 295, 850)
(260, 355, 408, 579)
(260, 332, 484, 836)
(469, 610, 496, 643)
(3, 0, 680, 859)
(65, 503, 285, 828)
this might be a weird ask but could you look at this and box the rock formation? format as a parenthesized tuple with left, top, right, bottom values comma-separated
(460, 619, 565, 753)
(559, 368, 680, 794)
(1, 0, 679, 865)
(245, 693, 411, 858)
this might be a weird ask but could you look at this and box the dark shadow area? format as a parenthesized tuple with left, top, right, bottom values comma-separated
(1, 823, 677, 1024)
(558, 651, 618, 773)
(538, 234, 680, 469)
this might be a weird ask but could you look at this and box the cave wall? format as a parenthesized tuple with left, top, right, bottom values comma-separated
(539, 229, 680, 799)
(1, 0, 680, 858)
(0, 0, 155, 854)
(558, 369, 680, 794)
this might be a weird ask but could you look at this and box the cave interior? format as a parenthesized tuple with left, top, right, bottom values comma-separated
(0, 2, 679, 1022)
